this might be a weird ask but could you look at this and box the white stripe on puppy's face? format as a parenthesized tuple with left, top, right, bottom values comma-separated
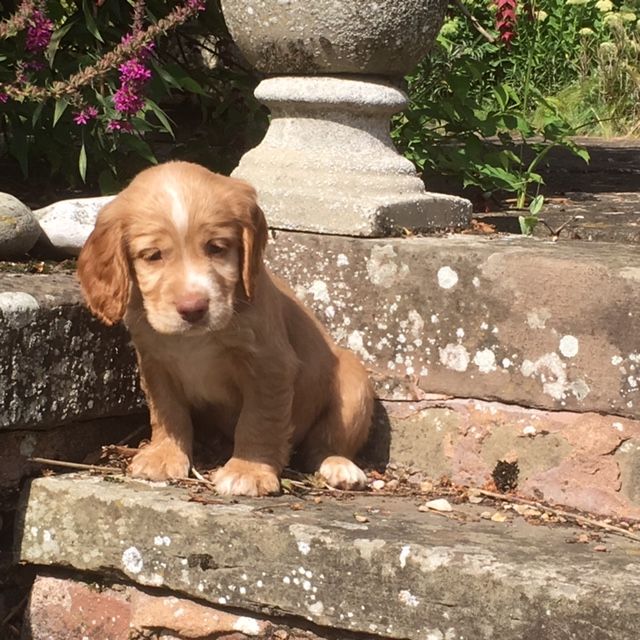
(167, 183, 189, 234)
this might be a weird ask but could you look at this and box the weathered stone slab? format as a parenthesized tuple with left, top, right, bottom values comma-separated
(365, 399, 640, 519)
(266, 233, 640, 418)
(0, 273, 143, 430)
(2, 232, 638, 431)
(17, 475, 640, 640)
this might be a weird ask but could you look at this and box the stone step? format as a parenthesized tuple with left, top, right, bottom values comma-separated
(16, 474, 640, 640)
(0, 272, 143, 431)
(2, 233, 638, 432)
(2, 232, 640, 518)
(268, 233, 639, 420)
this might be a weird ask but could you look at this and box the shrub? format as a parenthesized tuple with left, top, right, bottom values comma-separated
(393, 0, 639, 207)
(0, 0, 266, 193)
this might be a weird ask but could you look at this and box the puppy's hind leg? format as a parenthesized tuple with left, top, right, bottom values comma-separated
(300, 349, 374, 490)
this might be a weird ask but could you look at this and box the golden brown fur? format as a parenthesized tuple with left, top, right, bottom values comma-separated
(77, 161, 373, 496)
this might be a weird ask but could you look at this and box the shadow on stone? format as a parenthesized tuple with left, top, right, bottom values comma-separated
(358, 399, 391, 471)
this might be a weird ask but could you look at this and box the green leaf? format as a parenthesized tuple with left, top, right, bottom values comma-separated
(8, 121, 29, 178)
(120, 134, 158, 165)
(518, 215, 539, 236)
(46, 19, 76, 65)
(31, 103, 44, 127)
(82, 0, 104, 43)
(162, 63, 208, 95)
(529, 194, 545, 216)
(151, 61, 183, 89)
(179, 76, 207, 96)
(145, 99, 175, 137)
(98, 169, 120, 195)
(53, 99, 69, 127)
(78, 141, 87, 182)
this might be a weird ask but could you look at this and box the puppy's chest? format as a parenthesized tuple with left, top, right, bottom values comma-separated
(162, 343, 241, 409)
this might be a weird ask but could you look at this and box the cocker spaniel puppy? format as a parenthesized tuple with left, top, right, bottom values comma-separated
(77, 162, 373, 496)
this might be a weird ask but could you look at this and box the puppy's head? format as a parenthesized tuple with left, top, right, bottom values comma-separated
(77, 162, 267, 335)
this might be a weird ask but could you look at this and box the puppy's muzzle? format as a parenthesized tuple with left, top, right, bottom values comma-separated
(176, 294, 210, 323)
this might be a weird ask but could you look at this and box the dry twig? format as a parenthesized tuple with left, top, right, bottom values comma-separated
(190, 466, 217, 490)
(477, 488, 640, 542)
(28, 457, 122, 474)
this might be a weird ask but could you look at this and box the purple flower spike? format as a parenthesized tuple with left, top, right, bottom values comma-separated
(119, 59, 152, 84)
(26, 10, 54, 54)
(113, 86, 145, 115)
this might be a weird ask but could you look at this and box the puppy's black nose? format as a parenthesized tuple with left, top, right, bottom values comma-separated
(176, 295, 209, 323)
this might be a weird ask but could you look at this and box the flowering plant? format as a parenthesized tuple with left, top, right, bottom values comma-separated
(394, 0, 640, 214)
(0, 0, 262, 193)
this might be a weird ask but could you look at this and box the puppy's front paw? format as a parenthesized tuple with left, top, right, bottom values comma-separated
(214, 458, 280, 497)
(319, 456, 367, 490)
(129, 440, 190, 481)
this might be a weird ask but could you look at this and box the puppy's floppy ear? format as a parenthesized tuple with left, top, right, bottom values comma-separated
(77, 198, 130, 326)
(241, 198, 268, 301)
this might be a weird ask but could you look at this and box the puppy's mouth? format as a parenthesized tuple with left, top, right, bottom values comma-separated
(153, 309, 234, 336)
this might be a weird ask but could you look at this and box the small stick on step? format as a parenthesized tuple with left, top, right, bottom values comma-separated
(190, 466, 217, 490)
(28, 457, 123, 474)
(476, 488, 640, 542)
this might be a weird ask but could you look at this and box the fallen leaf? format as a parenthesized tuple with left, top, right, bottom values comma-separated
(354, 514, 369, 523)
(491, 512, 508, 523)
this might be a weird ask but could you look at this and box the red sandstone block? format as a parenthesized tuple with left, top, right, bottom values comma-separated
(24, 575, 130, 640)
(24, 576, 310, 639)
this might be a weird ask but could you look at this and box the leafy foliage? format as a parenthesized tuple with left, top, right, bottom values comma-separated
(394, 0, 639, 208)
(0, 0, 267, 193)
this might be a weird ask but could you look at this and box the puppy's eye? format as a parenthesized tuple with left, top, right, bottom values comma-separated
(142, 250, 162, 262)
(205, 241, 227, 257)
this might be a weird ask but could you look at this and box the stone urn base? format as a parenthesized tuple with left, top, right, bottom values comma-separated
(232, 76, 472, 236)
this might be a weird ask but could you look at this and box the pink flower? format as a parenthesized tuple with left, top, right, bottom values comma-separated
(73, 106, 99, 125)
(113, 86, 145, 115)
(106, 119, 134, 133)
(187, 0, 207, 10)
(26, 9, 54, 53)
(0, 93, 8, 104)
(119, 59, 152, 83)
